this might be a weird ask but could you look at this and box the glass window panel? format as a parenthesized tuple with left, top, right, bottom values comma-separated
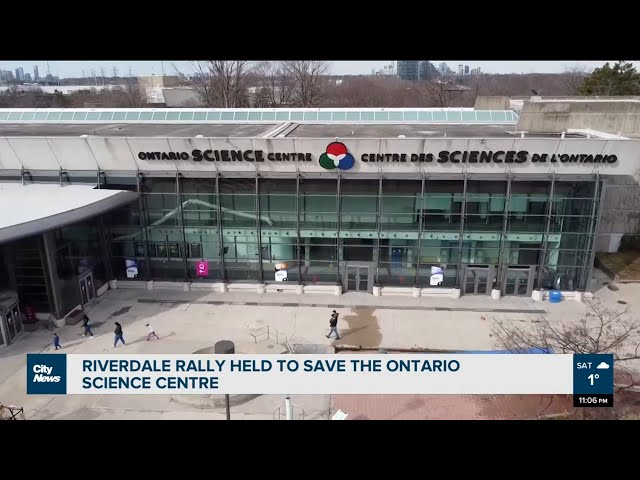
(303, 112, 318, 121)
(432, 111, 447, 121)
(48, 112, 62, 120)
(290, 112, 304, 121)
(165, 111, 180, 121)
(491, 111, 507, 122)
(462, 111, 476, 121)
(193, 111, 206, 120)
(404, 111, 418, 121)
(248, 111, 262, 120)
(124, 111, 139, 121)
(60, 112, 74, 120)
(0, 112, 9, 120)
(207, 111, 221, 120)
(8, 112, 23, 120)
(448, 111, 462, 122)
(375, 111, 389, 121)
(318, 111, 332, 121)
(21, 112, 36, 120)
(233, 111, 249, 121)
(361, 111, 375, 121)
(389, 111, 403, 121)
(262, 111, 276, 121)
(139, 111, 153, 120)
(220, 111, 234, 120)
(346, 111, 360, 121)
(331, 111, 346, 121)
(418, 111, 432, 121)
(476, 111, 491, 121)
(34, 112, 48, 120)
(179, 111, 194, 121)
(275, 111, 289, 121)
(112, 111, 126, 121)
(99, 112, 114, 121)
(152, 111, 166, 120)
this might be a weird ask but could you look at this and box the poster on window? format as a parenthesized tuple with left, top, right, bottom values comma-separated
(430, 266, 444, 286)
(125, 259, 139, 279)
(196, 260, 209, 277)
(275, 262, 288, 282)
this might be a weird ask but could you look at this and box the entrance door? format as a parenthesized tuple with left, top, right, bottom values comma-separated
(79, 273, 96, 306)
(345, 265, 370, 292)
(502, 267, 535, 296)
(463, 267, 492, 295)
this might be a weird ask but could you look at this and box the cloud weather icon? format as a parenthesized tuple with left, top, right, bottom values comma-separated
(319, 142, 355, 170)
(596, 362, 610, 369)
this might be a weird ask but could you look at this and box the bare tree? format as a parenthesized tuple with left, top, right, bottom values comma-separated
(282, 61, 330, 107)
(175, 61, 253, 108)
(491, 302, 640, 418)
(421, 81, 464, 107)
(254, 61, 293, 106)
(562, 64, 590, 96)
(120, 80, 147, 107)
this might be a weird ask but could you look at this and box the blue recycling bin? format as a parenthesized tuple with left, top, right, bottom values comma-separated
(549, 290, 563, 303)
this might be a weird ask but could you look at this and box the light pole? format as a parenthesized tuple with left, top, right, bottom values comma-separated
(214, 340, 235, 421)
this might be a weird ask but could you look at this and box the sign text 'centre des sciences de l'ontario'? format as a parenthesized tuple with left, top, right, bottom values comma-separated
(137, 148, 619, 165)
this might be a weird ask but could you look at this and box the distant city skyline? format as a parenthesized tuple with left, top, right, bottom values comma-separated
(0, 60, 636, 79)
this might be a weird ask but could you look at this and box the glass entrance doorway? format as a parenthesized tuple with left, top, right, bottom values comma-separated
(462, 266, 494, 295)
(344, 265, 371, 292)
(79, 273, 95, 306)
(502, 267, 535, 296)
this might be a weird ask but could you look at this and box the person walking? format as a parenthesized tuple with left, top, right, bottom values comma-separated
(53, 333, 62, 350)
(81, 314, 94, 338)
(326, 310, 340, 340)
(146, 323, 160, 341)
(113, 322, 125, 347)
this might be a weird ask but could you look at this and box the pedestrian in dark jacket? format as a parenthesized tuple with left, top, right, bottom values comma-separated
(81, 314, 94, 338)
(326, 310, 340, 339)
(53, 333, 62, 350)
(113, 322, 125, 347)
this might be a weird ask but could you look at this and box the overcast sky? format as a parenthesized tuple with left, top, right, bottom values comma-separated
(0, 61, 636, 78)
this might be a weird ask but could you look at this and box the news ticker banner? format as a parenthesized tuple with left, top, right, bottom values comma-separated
(26, 353, 614, 406)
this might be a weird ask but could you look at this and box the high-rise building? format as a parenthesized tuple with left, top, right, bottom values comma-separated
(464, 65, 470, 75)
(33, 65, 39, 81)
(458, 65, 464, 76)
(24, 73, 32, 82)
(476, 67, 481, 75)
(397, 61, 420, 80)
(439, 62, 447, 75)
(15, 67, 24, 82)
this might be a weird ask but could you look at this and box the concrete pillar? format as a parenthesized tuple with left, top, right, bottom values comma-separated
(574, 291, 584, 303)
(412, 286, 421, 298)
(452, 287, 461, 299)
(304, 239, 311, 267)
(491, 288, 502, 300)
(531, 289, 543, 302)
(219, 282, 228, 293)
(257, 283, 266, 294)
(334, 284, 342, 296)
(109, 279, 118, 290)
(183, 282, 190, 292)
(373, 285, 381, 297)
(296, 283, 304, 295)
(146, 281, 154, 290)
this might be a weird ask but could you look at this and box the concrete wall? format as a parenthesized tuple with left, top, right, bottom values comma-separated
(161, 88, 202, 107)
(474, 96, 510, 110)
(516, 100, 640, 135)
(597, 174, 640, 252)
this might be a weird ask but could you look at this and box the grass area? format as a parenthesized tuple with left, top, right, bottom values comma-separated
(596, 250, 640, 280)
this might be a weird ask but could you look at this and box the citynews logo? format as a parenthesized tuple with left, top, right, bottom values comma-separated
(27, 354, 67, 395)
(32, 365, 61, 383)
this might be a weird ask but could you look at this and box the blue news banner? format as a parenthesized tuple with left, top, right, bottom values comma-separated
(26, 353, 614, 404)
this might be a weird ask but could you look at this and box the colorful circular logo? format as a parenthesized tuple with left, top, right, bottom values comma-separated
(319, 142, 355, 170)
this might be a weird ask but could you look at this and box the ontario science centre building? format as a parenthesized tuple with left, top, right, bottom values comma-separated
(0, 104, 635, 346)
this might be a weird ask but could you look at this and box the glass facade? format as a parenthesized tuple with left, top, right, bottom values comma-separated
(94, 174, 602, 293)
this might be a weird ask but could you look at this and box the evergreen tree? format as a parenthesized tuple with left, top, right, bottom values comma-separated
(578, 61, 640, 96)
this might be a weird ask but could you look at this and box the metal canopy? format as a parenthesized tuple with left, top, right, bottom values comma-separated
(0, 183, 138, 243)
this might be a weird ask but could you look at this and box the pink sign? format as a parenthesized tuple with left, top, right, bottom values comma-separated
(196, 260, 209, 277)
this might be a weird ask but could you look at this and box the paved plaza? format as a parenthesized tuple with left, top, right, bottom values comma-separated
(1, 268, 638, 420)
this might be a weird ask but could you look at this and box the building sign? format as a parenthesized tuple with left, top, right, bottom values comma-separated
(138, 147, 619, 166)
(360, 151, 618, 164)
(195, 260, 209, 278)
